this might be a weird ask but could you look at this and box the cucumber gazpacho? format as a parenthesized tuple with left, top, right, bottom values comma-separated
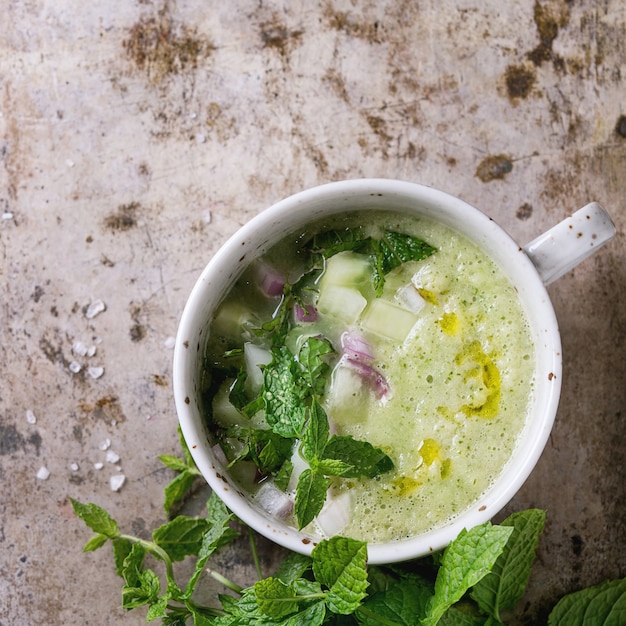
(202, 211, 535, 543)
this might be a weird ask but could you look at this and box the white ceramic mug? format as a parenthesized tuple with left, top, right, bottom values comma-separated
(173, 179, 615, 564)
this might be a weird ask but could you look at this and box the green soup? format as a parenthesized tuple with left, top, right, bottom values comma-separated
(203, 211, 535, 543)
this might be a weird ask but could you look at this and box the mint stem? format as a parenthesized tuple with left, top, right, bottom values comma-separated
(208, 569, 243, 594)
(119, 534, 176, 582)
(248, 527, 263, 580)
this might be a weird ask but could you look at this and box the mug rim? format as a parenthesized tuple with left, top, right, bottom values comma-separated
(173, 178, 562, 563)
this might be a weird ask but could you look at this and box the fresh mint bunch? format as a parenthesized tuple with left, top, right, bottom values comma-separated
(72, 439, 625, 625)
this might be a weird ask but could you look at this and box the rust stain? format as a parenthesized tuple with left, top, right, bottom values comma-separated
(152, 374, 168, 387)
(476, 155, 513, 183)
(78, 395, 127, 424)
(516, 203, 534, 221)
(123, 15, 213, 83)
(104, 202, 139, 232)
(500, 1, 573, 104)
(205, 102, 237, 142)
(527, 0, 570, 68)
(505, 62, 537, 101)
(129, 302, 147, 343)
(260, 18, 303, 58)
(323, 68, 350, 104)
(324, 5, 381, 43)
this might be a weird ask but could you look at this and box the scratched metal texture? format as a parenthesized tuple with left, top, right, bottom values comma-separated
(1, 1, 624, 624)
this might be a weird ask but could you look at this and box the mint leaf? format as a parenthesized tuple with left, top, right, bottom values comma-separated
(274, 459, 294, 492)
(177, 423, 197, 469)
(158, 454, 189, 472)
(82, 533, 109, 552)
(112, 537, 133, 577)
(183, 493, 238, 599)
(298, 336, 334, 396)
(359, 577, 432, 625)
(471, 509, 546, 621)
(152, 516, 210, 562)
(294, 469, 331, 529)
(228, 369, 250, 411)
(312, 536, 369, 614)
(275, 551, 313, 584)
(216, 585, 325, 626)
(379, 231, 437, 273)
(163, 468, 199, 516)
(310, 227, 371, 257)
(145, 595, 169, 622)
(70, 499, 120, 538)
(255, 577, 299, 618)
(300, 398, 330, 463)
(228, 428, 294, 475)
(263, 346, 309, 438)
(373, 231, 437, 294)
(315, 458, 355, 477)
(547, 577, 626, 626)
(422, 522, 514, 626)
(438, 602, 489, 626)
(120, 543, 160, 610)
(323, 435, 394, 478)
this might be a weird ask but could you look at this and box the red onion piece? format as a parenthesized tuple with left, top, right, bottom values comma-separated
(340, 331, 374, 362)
(343, 357, 390, 400)
(256, 262, 286, 297)
(294, 304, 318, 323)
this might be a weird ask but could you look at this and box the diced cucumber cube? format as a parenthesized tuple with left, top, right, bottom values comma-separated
(212, 301, 257, 341)
(361, 299, 419, 342)
(326, 364, 368, 427)
(395, 284, 427, 313)
(212, 380, 249, 428)
(317, 285, 367, 325)
(320, 251, 371, 287)
(244, 342, 272, 394)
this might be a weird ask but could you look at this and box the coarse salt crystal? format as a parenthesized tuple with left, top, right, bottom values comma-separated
(2, 211, 13, 220)
(70, 462, 79, 471)
(106, 450, 120, 464)
(110, 474, 126, 492)
(87, 366, 104, 379)
(72, 340, 88, 356)
(85, 299, 106, 319)
(87, 345, 97, 357)
(202, 209, 212, 224)
(94, 462, 104, 470)
(164, 336, 176, 349)
(98, 438, 111, 451)
(26, 409, 37, 424)
(69, 361, 82, 374)
(36, 466, 50, 480)
(195, 133, 206, 143)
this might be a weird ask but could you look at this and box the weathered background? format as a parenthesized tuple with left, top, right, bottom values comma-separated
(1, 1, 624, 624)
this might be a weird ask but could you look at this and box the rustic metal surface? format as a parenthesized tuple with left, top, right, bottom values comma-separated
(1, 1, 624, 624)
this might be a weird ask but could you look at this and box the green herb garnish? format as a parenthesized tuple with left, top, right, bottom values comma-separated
(72, 434, 626, 625)
(311, 227, 436, 295)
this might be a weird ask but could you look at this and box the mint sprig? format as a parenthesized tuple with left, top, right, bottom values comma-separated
(72, 432, 626, 625)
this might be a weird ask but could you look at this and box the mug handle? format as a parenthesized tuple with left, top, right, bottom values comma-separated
(522, 203, 616, 286)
